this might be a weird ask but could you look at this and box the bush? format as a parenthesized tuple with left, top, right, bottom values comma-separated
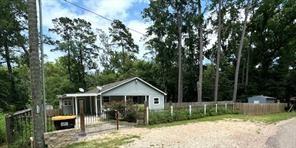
(149, 110, 173, 125)
(125, 111, 137, 122)
(148, 105, 237, 125)
(0, 112, 5, 144)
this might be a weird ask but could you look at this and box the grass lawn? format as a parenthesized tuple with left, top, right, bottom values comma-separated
(147, 112, 296, 128)
(66, 134, 140, 148)
(0, 112, 6, 145)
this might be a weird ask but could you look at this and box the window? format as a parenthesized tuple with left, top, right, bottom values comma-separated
(63, 100, 72, 106)
(103, 97, 110, 103)
(153, 98, 160, 104)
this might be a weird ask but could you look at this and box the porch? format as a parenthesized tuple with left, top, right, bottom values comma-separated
(59, 94, 148, 116)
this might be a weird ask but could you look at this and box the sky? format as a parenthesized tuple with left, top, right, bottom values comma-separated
(41, 0, 150, 62)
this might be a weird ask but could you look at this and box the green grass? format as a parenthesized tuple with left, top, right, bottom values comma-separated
(66, 135, 140, 148)
(147, 112, 296, 128)
(0, 113, 6, 144)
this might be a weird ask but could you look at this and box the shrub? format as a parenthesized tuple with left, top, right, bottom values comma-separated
(149, 110, 173, 125)
(148, 105, 237, 125)
(125, 111, 137, 122)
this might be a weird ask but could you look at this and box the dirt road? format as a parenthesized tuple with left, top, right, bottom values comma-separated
(121, 120, 278, 148)
(266, 118, 296, 148)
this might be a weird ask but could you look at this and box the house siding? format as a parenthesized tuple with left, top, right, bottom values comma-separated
(102, 80, 165, 110)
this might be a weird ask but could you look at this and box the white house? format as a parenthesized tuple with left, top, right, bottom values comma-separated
(58, 77, 166, 116)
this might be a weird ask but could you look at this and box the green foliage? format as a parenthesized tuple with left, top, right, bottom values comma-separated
(0, 112, 5, 144)
(48, 17, 98, 89)
(149, 106, 237, 125)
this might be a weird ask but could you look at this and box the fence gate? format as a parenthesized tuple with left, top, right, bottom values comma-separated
(5, 109, 32, 147)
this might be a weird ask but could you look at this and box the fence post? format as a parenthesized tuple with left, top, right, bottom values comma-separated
(204, 104, 207, 115)
(5, 114, 12, 144)
(215, 104, 218, 113)
(79, 100, 86, 136)
(189, 105, 192, 117)
(145, 106, 149, 125)
(225, 103, 228, 111)
(115, 110, 119, 130)
(170, 106, 173, 117)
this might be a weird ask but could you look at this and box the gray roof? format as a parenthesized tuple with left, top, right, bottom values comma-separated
(85, 77, 135, 94)
(60, 77, 167, 98)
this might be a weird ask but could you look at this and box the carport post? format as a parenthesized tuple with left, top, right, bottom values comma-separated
(75, 97, 78, 116)
(72, 97, 75, 114)
(95, 96, 98, 117)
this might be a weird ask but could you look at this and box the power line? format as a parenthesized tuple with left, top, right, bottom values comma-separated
(63, 0, 146, 35)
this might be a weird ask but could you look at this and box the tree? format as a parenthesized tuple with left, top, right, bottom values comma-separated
(233, 0, 250, 102)
(0, 0, 28, 107)
(109, 20, 139, 73)
(143, 0, 201, 102)
(197, 0, 204, 102)
(177, 1, 183, 104)
(214, 0, 222, 102)
(28, 0, 45, 147)
(48, 17, 98, 89)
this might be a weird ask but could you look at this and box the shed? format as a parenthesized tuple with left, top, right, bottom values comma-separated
(58, 77, 166, 116)
(247, 95, 277, 104)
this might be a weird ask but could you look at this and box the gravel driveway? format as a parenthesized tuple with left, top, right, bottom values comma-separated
(120, 120, 278, 148)
(266, 118, 296, 148)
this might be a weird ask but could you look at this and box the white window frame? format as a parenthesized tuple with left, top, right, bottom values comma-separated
(153, 97, 160, 105)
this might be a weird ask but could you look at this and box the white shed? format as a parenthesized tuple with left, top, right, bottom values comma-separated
(59, 77, 166, 116)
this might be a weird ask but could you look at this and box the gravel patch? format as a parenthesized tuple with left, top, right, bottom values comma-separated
(120, 120, 277, 148)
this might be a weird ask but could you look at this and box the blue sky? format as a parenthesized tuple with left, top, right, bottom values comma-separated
(42, 0, 150, 62)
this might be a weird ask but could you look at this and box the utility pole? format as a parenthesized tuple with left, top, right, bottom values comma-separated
(28, 0, 45, 147)
(38, 0, 47, 131)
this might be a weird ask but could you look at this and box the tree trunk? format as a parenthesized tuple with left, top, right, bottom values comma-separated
(4, 42, 17, 105)
(245, 46, 250, 88)
(233, 0, 250, 102)
(79, 47, 86, 88)
(177, 8, 183, 104)
(214, 0, 222, 102)
(28, 0, 45, 147)
(197, 0, 203, 102)
(67, 42, 72, 82)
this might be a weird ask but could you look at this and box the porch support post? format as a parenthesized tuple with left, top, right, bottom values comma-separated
(72, 97, 75, 114)
(59, 98, 62, 109)
(75, 96, 78, 116)
(95, 96, 98, 117)
(99, 95, 103, 114)
(90, 96, 93, 115)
